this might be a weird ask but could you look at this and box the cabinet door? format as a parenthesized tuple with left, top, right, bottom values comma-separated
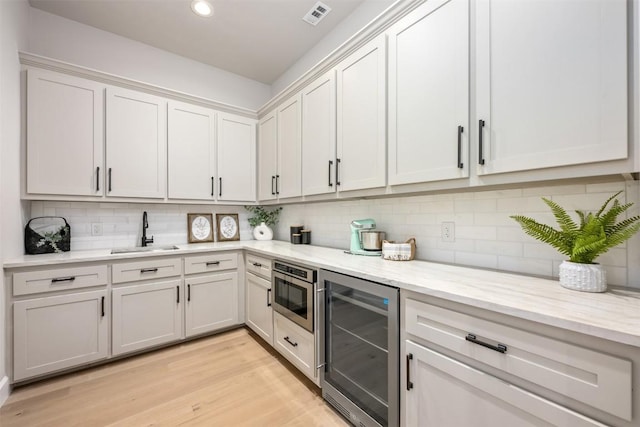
(168, 101, 216, 200)
(217, 113, 257, 202)
(302, 70, 337, 196)
(336, 34, 386, 192)
(245, 272, 273, 345)
(277, 93, 302, 199)
(258, 111, 278, 201)
(185, 272, 239, 337)
(106, 87, 167, 198)
(112, 279, 182, 356)
(405, 341, 605, 427)
(13, 290, 108, 381)
(388, 0, 468, 185)
(475, 0, 627, 175)
(26, 69, 104, 196)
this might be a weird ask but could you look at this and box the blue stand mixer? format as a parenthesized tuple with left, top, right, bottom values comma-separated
(346, 218, 385, 256)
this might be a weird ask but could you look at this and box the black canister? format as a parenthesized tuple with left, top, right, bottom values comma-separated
(301, 229, 311, 244)
(292, 233, 302, 244)
(290, 225, 303, 243)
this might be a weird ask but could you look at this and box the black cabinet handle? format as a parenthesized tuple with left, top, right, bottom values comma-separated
(140, 268, 158, 273)
(406, 353, 414, 390)
(457, 126, 464, 169)
(271, 175, 276, 195)
(284, 336, 298, 347)
(211, 177, 214, 197)
(187, 284, 191, 302)
(328, 160, 334, 187)
(478, 119, 485, 165)
(252, 262, 262, 267)
(177, 286, 180, 304)
(275, 175, 280, 194)
(51, 276, 76, 283)
(465, 333, 507, 353)
(108, 168, 112, 192)
(336, 158, 341, 186)
(101, 296, 105, 317)
(267, 288, 272, 307)
(96, 166, 100, 192)
(219, 177, 222, 197)
(206, 261, 220, 266)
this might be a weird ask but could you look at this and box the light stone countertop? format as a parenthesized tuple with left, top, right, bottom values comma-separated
(4, 240, 640, 348)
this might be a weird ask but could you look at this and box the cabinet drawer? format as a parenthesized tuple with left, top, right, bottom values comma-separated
(112, 257, 181, 284)
(184, 252, 237, 275)
(274, 312, 315, 381)
(405, 298, 632, 421)
(13, 265, 108, 296)
(245, 253, 271, 279)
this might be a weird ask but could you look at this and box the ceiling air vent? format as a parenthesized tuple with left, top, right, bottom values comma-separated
(303, 1, 332, 26)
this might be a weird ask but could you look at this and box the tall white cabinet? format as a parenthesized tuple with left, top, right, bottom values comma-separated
(106, 87, 167, 198)
(336, 34, 387, 192)
(26, 69, 104, 196)
(387, 0, 469, 185)
(276, 93, 303, 199)
(475, 0, 628, 175)
(217, 113, 257, 202)
(258, 111, 278, 201)
(168, 101, 216, 200)
(302, 71, 337, 196)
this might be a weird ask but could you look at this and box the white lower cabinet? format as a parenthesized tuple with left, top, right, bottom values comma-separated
(185, 272, 239, 337)
(245, 271, 273, 345)
(112, 279, 182, 356)
(273, 312, 316, 384)
(13, 290, 108, 381)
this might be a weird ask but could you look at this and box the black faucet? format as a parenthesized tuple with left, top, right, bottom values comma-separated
(141, 211, 154, 247)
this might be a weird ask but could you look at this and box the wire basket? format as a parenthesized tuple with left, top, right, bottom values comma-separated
(25, 217, 71, 254)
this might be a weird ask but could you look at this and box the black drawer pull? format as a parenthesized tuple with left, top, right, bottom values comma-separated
(457, 125, 464, 169)
(252, 262, 262, 267)
(101, 296, 105, 317)
(275, 175, 280, 194)
(328, 160, 333, 187)
(211, 177, 214, 197)
(51, 276, 76, 283)
(284, 336, 298, 347)
(177, 286, 180, 304)
(108, 167, 112, 192)
(271, 175, 276, 195)
(335, 158, 341, 186)
(267, 288, 272, 307)
(187, 284, 191, 302)
(140, 268, 158, 273)
(406, 353, 414, 391)
(478, 119, 486, 165)
(465, 333, 507, 353)
(219, 177, 222, 197)
(96, 166, 100, 192)
(206, 261, 221, 266)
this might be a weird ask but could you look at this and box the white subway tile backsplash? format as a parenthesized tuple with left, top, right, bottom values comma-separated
(498, 256, 553, 277)
(455, 251, 498, 269)
(522, 184, 585, 197)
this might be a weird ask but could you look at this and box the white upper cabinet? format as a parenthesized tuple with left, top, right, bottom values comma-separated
(475, 0, 628, 175)
(277, 93, 303, 199)
(336, 34, 387, 192)
(167, 101, 216, 200)
(216, 113, 257, 202)
(388, 0, 469, 185)
(258, 111, 278, 201)
(26, 69, 104, 196)
(106, 87, 167, 198)
(302, 70, 337, 196)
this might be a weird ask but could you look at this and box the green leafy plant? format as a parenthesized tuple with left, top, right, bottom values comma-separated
(510, 191, 640, 264)
(244, 206, 282, 227)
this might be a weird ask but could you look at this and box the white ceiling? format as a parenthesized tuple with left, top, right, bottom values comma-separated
(28, 0, 365, 84)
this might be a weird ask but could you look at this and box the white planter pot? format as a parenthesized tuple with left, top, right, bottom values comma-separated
(558, 261, 607, 293)
(253, 222, 273, 241)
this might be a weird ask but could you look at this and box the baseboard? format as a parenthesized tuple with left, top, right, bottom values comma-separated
(0, 375, 10, 407)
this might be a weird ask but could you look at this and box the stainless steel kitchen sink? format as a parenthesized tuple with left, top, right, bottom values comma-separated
(110, 245, 180, 254)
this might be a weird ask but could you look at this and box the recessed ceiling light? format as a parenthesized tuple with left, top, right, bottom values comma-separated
(191, 0, 213, 17)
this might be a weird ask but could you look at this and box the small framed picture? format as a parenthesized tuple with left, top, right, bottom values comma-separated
(187, 213, 214, 243)
(216, 213, 240, 242)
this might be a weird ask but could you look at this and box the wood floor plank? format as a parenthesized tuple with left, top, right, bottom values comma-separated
(0, 328, 349, 427)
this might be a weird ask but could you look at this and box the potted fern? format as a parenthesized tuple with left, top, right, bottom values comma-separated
(244, 206, 282, 241)
(510, 191, 640, 292)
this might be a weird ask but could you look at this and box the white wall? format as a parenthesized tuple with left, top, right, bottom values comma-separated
(274, 180, 640, 289)
(32, 202, 254, 250)
(28, 8, 272, 111)
(0, 0, 30, 406)
(270, 0, 396, 96)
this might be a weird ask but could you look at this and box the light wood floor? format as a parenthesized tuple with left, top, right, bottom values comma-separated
(0, 328, 349, 427)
